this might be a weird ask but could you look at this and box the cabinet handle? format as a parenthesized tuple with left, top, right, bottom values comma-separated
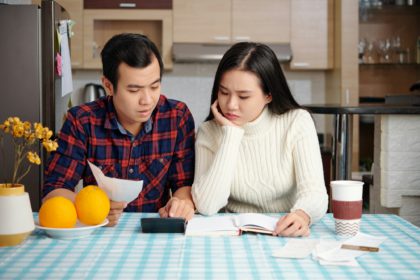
(292, 62, 310, 67)
(213, 36, 230, 42)
(92, 42, 101, 59)
(119, 2, 136, 8)
(234, 36, 251, 42)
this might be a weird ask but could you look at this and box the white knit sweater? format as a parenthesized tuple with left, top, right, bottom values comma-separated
(192, 107, 328, 224)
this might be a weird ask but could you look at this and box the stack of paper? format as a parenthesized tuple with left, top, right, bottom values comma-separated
(272, 232, 386, 267)
(313, 233, 386, 267)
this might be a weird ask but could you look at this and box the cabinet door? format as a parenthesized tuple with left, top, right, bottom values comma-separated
(173, 0, 231, 44)
(56, 0, 84, 68)
(232, 0, 290, 43)
(290, 0, 333, 69)
(32, 0, 84, 68)
(83, 9, 173, 69)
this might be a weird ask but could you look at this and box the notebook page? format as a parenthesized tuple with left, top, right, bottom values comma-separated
(185, 216, 239, 236)
(237, 213, 278, 231)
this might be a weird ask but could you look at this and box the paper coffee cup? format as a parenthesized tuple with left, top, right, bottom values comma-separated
(331, 180, 364, 236)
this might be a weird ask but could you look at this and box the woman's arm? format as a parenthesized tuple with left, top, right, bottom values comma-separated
(290, 111, 329, 224)
(192, 125, 244, 215)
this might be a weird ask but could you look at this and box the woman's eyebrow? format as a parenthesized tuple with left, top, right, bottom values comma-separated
(220, 84, 252, 94)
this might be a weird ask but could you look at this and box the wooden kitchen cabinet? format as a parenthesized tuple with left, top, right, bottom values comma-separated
(290, 0, 334, 69)
(173, 0, 290, 44)
(83, 9, 173, 69)
(57, 0, 84, 68)
(83, 0, 172, 9)
(232, 0, 289, 43)
(32, 0, 84, 68)
(173, 0, 230, 43)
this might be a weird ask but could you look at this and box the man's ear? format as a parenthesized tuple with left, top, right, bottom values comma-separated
(101, 76, 114, 96)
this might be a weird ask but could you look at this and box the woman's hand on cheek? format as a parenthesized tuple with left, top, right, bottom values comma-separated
(273, 210, 311, 237)
(211, 100, 237, 127)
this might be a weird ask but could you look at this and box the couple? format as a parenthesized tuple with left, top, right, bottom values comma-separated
(43, 33, 328, 237)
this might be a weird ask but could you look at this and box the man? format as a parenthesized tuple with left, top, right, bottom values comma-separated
(43, 33, 195, 226)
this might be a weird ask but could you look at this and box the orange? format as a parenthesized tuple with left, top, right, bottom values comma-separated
(39, 196, 77, 228)
(75, 185, 110, 225)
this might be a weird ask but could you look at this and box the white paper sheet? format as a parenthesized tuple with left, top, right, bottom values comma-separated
(272, 239, 319, 259)
(87, 161, 143, 203)
(59, 20, 73, 97)
(312, 232, 387, 267)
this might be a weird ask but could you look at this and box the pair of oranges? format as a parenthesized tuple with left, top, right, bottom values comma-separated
(39, 185, 110, 228)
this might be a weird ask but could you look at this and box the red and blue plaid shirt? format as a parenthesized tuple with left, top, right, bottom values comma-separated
(43, 95, 195, 212)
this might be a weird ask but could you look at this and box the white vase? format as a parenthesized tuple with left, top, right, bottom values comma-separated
(0, 184, 35, 247)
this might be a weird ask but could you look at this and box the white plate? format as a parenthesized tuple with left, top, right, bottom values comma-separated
(35, 218, 109, 240)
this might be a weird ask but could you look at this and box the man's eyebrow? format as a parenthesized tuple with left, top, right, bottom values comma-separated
(126, 78, 161, 89)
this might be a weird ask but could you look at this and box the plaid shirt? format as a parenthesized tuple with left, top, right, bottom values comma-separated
(43, 95, 195, 212)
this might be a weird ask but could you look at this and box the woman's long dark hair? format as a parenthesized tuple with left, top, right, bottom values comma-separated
(205, 42, 301, 121)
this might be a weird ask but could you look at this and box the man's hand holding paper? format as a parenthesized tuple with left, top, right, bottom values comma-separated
(88, 161, 143, 226)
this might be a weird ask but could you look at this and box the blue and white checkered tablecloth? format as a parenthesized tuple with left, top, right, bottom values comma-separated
(0, 213, 419, 279)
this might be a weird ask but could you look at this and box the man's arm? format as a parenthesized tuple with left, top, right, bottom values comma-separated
(42, 109, 87, 201)
(159, 186, 195, 220)
(158, 104, 196, 220)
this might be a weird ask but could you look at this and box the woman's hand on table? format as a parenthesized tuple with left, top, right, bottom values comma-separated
(273, 210, 311, 237)
(106, 200, 127, 227)
(159, 197, 195, 221)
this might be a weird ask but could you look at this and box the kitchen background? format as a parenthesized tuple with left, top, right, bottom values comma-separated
(1, 0, 419, 224)
(71, 65, 326, 129)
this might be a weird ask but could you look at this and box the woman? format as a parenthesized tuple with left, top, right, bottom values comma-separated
(192, 42, 328, 237)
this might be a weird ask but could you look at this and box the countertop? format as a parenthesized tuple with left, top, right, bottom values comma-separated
(304, 104, 420, 115)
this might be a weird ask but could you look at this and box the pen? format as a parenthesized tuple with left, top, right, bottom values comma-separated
(341, 244, 379, 252)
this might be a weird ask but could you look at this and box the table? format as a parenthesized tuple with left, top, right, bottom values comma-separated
(0, 213, 419, 279)
(305, 104, 420, 180)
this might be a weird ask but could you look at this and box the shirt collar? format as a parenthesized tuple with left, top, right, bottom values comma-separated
(104, 96, 154, 137)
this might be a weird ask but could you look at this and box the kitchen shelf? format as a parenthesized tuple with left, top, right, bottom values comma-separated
(360, 4, 420, 22)
(359, 63, 420, 66)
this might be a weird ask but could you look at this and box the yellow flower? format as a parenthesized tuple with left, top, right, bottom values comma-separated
(27, 151, 41, 165)
(0, 120, 11, 133)
(42, 128, 53, 141)
(12, 117, 21, 124)
(23, 121, 31, 130)
(34, 123, 44, 139)
(12, 124, 24, 138)
(25, 132, 36, 143)
(43, 139, 58, 152)
(0, 117, 59, 186)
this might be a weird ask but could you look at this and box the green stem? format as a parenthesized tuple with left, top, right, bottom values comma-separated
(11, 140, 19, 185)
(16, 164, 32, 184)
(12, 141, 24, 186)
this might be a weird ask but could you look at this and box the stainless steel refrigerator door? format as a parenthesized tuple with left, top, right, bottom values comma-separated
(41, 0, 71, 135)
(0, 5, 42, 210)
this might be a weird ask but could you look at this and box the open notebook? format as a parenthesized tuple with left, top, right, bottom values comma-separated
(185, 213, 278, 236)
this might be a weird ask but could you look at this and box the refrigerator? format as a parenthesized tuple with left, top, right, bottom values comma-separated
(0, 1, 72, 210)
